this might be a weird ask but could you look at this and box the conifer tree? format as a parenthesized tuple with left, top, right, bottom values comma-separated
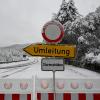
(55, 0, 80, 24)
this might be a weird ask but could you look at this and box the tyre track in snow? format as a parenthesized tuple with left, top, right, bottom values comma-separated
(67, 68, 88, 77)
(0, 59, 38, 78)
(65, 65, 89, 78)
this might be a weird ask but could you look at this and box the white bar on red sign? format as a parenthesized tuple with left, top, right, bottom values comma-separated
(37, 93, 100, 100)
(0, 94, 31, 100)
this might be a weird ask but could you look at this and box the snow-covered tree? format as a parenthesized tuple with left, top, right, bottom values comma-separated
(55, 0, 80, 24)
(85, 7, 100, 39)
(70, 18, 88, 35)
(53, 0, 100, 68)
(96, 6, 100, 14)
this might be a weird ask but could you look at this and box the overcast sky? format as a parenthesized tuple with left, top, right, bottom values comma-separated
(0, 0, 100, 47)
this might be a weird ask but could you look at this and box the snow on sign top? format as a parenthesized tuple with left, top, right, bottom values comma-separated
(42, 20, 64, 44)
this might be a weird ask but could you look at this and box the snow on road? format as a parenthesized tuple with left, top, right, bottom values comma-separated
(0, 57, 100, 79)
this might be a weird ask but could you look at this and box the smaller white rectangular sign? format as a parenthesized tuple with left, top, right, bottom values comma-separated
(41, 58, 64, 71)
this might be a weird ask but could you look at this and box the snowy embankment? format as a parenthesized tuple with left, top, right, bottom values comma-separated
(0, 57, 37, 69)
(0, 57, 99, 79)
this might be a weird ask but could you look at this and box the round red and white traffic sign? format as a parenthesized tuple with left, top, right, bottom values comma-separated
(42, 20, 64, 44)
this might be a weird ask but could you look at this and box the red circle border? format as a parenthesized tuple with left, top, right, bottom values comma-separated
(42, 21, 64, 43)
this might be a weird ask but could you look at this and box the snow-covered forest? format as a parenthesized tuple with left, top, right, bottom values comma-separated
(0, 44, 28, 63)
(53, 0, 100, 72)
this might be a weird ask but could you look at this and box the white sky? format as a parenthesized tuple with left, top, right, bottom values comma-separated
(0, 0, 100, 47)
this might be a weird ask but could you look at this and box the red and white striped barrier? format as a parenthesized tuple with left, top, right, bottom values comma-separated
(37, 93, 100, 100)
(0, 79, 33, 100)
(0, 94, 31, 100)
(0, 78, 100, 100)
(36, 78, 100, 100)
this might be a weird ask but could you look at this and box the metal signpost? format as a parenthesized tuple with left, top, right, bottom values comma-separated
(23, 20, 76, 100)
(42, 20, 65, 100)
(41, 58, 64, 100)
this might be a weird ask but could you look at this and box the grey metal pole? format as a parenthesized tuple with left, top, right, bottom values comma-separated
(53, 70, 56, 100)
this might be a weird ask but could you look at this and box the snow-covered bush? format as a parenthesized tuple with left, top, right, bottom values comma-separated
(84, 49, 100, 64)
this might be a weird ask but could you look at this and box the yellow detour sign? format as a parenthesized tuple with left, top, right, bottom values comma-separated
(23, 44, 76, 58)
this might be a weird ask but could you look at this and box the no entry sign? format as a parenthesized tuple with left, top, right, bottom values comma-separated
(42, 20, 64, 44)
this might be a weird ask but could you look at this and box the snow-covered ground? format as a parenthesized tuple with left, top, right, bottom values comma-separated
(0, 57, 100, 79)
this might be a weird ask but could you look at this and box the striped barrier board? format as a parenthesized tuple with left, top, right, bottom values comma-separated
(0, 79, 33, 100)
(36, 78, 100, 100)
(37, 93, 100, 100)
(0, 94, 31, 100)
(0, 78, 100, 100)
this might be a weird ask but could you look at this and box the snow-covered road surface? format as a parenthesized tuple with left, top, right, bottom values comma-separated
(0, 57, 100, 79)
